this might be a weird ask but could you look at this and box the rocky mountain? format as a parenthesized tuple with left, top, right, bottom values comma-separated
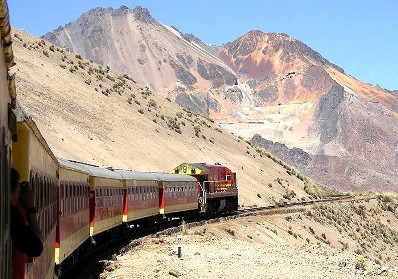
(42, 6, 236, 116)
(42, 6, 398, 192)
(221, 31, 397, 191)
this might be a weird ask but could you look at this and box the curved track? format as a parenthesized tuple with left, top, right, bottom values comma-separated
(61, 194, 372, 278)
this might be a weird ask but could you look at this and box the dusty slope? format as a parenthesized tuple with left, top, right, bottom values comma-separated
(94, 194, 398, 279)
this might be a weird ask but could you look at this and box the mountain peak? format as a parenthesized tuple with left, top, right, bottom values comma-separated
(132, 6, 155, 24)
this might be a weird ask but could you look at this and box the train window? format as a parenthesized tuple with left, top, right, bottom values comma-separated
(29, 171, 35, 204)
(79, 184, 82, 210)
(79, 183, 84, 210)
(35, 173, 39, 209)
(40, 176, 44, 210)
(73, 183, 76, 212)
(49, 179, 53, 205)
(75, 184, 78, 211)
(60, 182, 64, 215)
(36, 175, 40, 210)
(80, 184, 84, 210)
(40, 176, 47, 209)
(66, 183, 69, 215)
(69, 182, 73, 214)
(68, 182, 72, 214)
(80, 185, 84, 209)
(48, 179, 52, 204)
(64, 183, 67, 216)
(45, 178, 52, 206)
(106, 188, 109, 205)
(111, 188, 114, 205)
(45, 178, 48, 208)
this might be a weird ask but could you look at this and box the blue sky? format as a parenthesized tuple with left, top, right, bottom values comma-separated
(7, 0, 398, 90)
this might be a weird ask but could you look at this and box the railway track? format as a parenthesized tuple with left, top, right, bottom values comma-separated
(60, 193, 374, 278)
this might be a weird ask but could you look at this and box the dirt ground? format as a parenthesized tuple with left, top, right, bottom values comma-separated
(99, 214, 398, 279)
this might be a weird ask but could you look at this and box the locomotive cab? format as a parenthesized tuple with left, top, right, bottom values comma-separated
(171, 163, 238, 214)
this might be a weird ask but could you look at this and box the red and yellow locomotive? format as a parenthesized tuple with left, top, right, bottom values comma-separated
(172, 163, 239, 214)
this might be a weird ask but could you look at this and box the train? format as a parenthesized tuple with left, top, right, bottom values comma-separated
(1, 0, 16, 277)
(0, 1, 239, 278)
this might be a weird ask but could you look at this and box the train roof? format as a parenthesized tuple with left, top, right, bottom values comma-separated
(58, 157, 90, 174)
(58, 159, 122, 179)
(13, 102, 58, 163)
(113, 169, 158, 181)
(151, 172, 197, 182)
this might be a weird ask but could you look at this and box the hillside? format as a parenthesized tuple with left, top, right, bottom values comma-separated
(10, 28, 330, 208)
(42, 6, 398, 192)
(68, 193, 398, 278)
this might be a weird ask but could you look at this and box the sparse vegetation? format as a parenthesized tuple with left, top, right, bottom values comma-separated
(225, 228, 235, 236)
(354, 256, 366, 270)
(283, 189, 296, 200)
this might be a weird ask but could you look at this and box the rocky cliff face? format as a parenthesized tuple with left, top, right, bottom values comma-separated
(42, 5, 398, 192)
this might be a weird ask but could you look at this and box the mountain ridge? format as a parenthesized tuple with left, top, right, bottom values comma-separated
(41, 5, 398, 192)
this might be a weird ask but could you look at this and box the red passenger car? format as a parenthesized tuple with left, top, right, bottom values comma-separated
(154, 173, 199, 216)
(114, 170, 159, 225)
(56, 159, 90, 268)
(64, 162, 124, 237)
